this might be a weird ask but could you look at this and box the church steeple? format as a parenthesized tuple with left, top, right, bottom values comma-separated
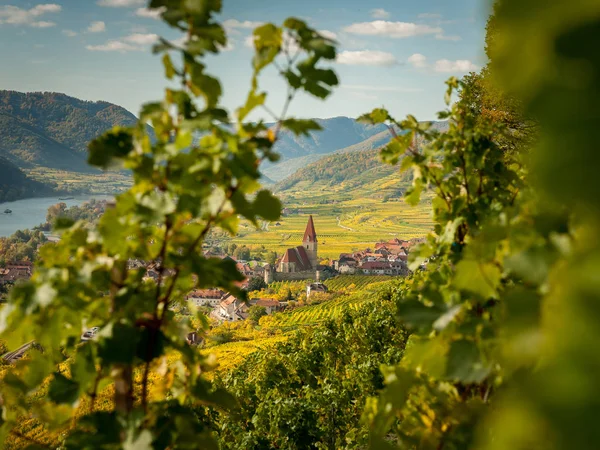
(302, 215, 318, 269)
(303, 215, 317, 243)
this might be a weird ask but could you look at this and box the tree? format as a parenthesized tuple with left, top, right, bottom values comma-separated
(247, 305, 267, 324)
(233, 245, 251, 261)
(266, 251, 277, 265)
(0, 3, 339, 448)
(246, 276, 267, 292)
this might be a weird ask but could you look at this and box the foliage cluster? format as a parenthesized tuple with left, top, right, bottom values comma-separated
(0, 1, 340, 448)
(213, 298, 408, 449)
(41, 199, 108, 231)
(0, 229, 47, 264)
(353, 1, 600, 448)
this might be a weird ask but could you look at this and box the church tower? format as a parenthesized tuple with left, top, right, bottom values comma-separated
(302, 215, 318, 269)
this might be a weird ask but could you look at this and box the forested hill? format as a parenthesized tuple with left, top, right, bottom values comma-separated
(0, 156, 54, 203)
(0, 91, 139, 171)
(274, 148, 411, 197)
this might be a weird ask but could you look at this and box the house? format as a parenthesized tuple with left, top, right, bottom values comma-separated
(249, 298, 281, 314)
(0, 261, 33, 285)
(360, 261, 394, 275)
(216, 294, 248, 321)
(306, 282, 328, 298)
(186, 289, 227, 307)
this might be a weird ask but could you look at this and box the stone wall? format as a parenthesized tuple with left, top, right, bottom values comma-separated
(272, 270, 316, 282)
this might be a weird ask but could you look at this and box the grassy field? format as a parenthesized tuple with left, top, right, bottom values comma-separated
(26, 168, 132, 195)
(221, 168, 433, 259)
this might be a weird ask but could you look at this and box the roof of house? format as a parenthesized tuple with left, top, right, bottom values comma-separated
(281, 246, 312, 270)
(308, 282, 328, 292)
(187, 289, 226, 299)
(252, 299, 280, 307)
(302, 215, 317, 243)
(361, 261, 393, 269)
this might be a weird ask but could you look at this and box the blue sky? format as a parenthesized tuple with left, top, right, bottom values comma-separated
(0, 0, 491, 121)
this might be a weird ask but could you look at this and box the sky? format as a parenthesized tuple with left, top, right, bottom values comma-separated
(0, 0, 491, 121)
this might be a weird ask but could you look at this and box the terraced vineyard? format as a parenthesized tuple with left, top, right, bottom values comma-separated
(266, 275, 395, 295)
(270, 291, 375, 327)
(325, 275, 393, 291)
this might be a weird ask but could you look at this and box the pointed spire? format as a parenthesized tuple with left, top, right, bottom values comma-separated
(303, 215, 317, 243)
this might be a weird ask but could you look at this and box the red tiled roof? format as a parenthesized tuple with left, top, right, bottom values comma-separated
(253, 299, 280, 307)
(281, 246, 312, 270)
(187, 289, 226, 299)
(302, 215, 317, 243)
(295, 246, 311, 269)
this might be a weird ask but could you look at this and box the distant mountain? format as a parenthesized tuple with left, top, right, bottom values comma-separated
(272, 116, 388, 159)
(0, 91, 140, 171)
(0, 156, 54, 203)
(263, 119, 448, 181)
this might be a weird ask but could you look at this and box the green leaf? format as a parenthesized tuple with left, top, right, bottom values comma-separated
(98, 324, 140, 365)
(162, 53, 176, 79)
(253, 190, 281, 221)
(238, 90, 266, 122)
(281, 119, 321, 136)
(88, 128, 134, 169)
(454, 258, 502, 299)
(48, 372, 80, 405)
(445, 340, 490, 383)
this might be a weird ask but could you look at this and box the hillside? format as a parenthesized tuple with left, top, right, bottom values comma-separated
(274, 147, 411, 196)
(0, 156, 54, 203)
(263, 119, 448, 181)
(0, 91, 140, 171)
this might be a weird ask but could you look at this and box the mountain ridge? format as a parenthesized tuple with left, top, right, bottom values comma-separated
(0, 90, 140, 172)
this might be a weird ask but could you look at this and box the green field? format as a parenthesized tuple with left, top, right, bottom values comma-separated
(26, 168, 132, 195)
(221, 167, 433, 259)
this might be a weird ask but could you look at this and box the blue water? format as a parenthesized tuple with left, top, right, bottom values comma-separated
(0, 195, 112, 237)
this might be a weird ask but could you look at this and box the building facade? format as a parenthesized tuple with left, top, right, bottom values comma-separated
(265, 215, 322, 283)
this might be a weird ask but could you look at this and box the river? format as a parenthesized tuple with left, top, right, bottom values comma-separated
(0, 195, 113, 237)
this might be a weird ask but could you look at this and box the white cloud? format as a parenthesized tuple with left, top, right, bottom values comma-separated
(418, 13, 442, 19)
(435, 33, 461, 41)
(244, 35, 255, 48)
(135, 7, 165, 19)
(124, 32, 158, 45)
(62, 29, 77, 37)
(370, 8, 390, 19)
(0, 4, 61, 28)
(97, 0, 144, 7)
(343, 21, 442, 38)
(342, 84, 422, 93)
(218, 40, 235, 52)
(87, 21, 106, 33)
(86, 40, 138, 52)
(86, 33, 158, 52)
(337, 50, 397, 66)
(319, 29, 337, 40)
(407, 53, 427, 68)
(434, 59, 478, 73)
(223, 19, 263, 34)
(30, 21, 55, 28)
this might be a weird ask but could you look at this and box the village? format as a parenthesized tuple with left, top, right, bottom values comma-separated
(0, 216, 421, 324)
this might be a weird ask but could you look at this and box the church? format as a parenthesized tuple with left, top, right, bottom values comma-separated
(264, 215, 322, 283)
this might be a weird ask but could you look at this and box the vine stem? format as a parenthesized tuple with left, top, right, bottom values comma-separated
(10, 430, 50, 448)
